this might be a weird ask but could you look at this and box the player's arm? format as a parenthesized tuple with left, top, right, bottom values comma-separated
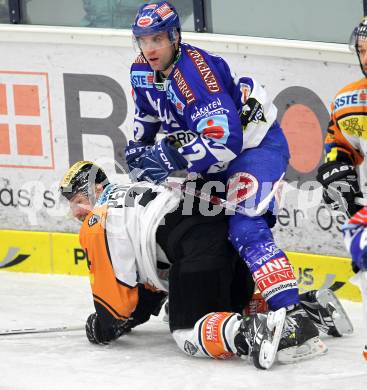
(317, 105, 364, 216)
(129, 87, 244, 183)
(131, 86, 161, 144)
(86, 284, 166, 345)
(125, 78, 163, 175)
(128, 95, 243, 184)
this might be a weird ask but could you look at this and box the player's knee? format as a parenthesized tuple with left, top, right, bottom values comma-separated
(228, 214, 273, 256)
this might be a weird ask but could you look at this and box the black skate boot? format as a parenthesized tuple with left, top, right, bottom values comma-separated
(277, 305, 327, 363)
(299, 289, 353, 337)
(234, 308, 286, 369)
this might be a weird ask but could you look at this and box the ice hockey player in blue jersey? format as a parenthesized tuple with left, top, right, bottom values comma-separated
(125, 1, 352, 362)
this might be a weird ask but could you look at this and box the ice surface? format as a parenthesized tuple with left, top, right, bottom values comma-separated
(0, 272, 366, 390)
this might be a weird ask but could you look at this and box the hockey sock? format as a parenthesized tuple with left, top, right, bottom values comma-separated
(172, 312, 241, 359)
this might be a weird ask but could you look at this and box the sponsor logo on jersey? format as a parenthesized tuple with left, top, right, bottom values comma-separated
(338, 115, 367, 138)
(240, 97, 266, 130)
(173, 68, 196, 104)
(131, 71, 154, 89)
(134, 55, 148, 64)
(334, 91, 359, 111)
(226, 172, 258, 204)
(137, 16, 153, 27)
(88, 214, 100, 227)
(196, 114, 229, 143)
(166, 81, 185, 115)
(359, 90, 367, 102)
(168, 130, 197, 147)
(190, 98, 230, 121)
(155, 3, 174, 20)
(186, 49, 221, 93)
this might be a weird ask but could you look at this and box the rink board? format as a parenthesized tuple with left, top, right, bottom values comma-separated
(0, 229, 361, 302)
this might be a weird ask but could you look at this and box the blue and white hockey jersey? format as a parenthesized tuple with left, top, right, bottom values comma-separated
(130, 43, 278, 175)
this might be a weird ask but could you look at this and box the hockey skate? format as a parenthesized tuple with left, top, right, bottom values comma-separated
(234, 308, 286, 369)
(277, 305, 327, 364)
(299, 289, 353, 337)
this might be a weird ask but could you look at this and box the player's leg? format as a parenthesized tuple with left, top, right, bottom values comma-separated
(172, 309, 286, 369)
(225, 125, 326, 362)
(165, 213, 285, 369)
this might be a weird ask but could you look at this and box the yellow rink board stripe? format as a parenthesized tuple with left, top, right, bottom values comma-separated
(287, 252, 361, 302)
(0, 230, 88, 276)
(0, 229, 362, 301)
(51, 232, 88, 276)
(0, 230, 52, 274)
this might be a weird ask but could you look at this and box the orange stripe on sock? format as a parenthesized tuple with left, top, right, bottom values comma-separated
(200, 312, 234, 359)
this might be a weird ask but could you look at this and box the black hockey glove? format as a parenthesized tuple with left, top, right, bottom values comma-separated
(85, 313, 133, 345)
(316, 161, 363, 217)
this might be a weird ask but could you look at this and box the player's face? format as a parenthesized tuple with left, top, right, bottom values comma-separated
(138, 32, 177, 74)
(69, 192, 93, 222)
(357, 38, 367, 72)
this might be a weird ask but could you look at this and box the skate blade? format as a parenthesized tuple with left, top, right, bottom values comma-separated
(317, 289, 354, 335)
(277, 336, 327, 364)
(258, 308, 286, 369)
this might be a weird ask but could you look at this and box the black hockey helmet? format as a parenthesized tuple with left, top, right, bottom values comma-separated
(59, 161, 109, 201)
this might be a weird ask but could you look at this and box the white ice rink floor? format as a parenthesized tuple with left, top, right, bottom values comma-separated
(0, 272, 366, 390)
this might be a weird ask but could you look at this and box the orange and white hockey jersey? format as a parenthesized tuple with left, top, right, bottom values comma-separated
(325, 77, 367, 166)
(79, 182, 181, 322)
